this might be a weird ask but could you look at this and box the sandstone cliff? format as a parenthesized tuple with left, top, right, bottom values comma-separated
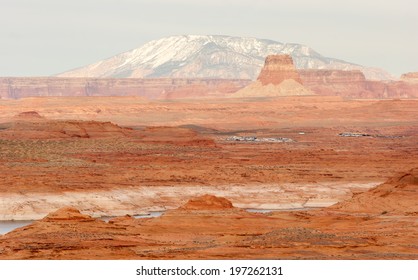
(1, 179, 417, 259)
(0, 114, 133, 140)
(235, 55, 313, 97)
(331, 168, 418, 214)
(180, 195, 234, 210)
(300, 70, 418, 98)
(1, 69, 418, 101)
(401, 72, 418, 83)
(257, 55, 303, 85)
(0, 77, 249, 100)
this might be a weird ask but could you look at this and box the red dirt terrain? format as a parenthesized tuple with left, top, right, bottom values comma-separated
(0, 97, 417, 220)
(0, 54, 417, 259)
(0, 169, 416, 260)
(0, 96, 417, 259)
(331, 168, 418, 215)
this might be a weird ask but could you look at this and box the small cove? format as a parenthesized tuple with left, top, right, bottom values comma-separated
(100, 211, 165, 222)
(0, 220, 33, 235)
(0, 211, 166, 234)
(0, 207, 318, 235)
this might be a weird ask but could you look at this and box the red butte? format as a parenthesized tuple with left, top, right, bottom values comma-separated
(257, 55, 303, 85)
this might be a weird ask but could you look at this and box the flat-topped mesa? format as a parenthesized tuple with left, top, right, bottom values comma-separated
(298, 70, 368, 96)
(298, 69, 418, 98)
(299, 69, 367, 85)
(0, 77, 249, 99)
(234, 54, 313, 97)
(257, 55, 303, 85)
(401, 72, 418, 83)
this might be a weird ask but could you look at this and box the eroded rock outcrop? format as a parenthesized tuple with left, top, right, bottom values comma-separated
(401, 72, 418, 83)
(258, 55, 303, 85)
(180, 195, 234, 210)
(299, 70, 370, 96)
(0, 117, 132, 139)
(299, 70, 418, 98)
(0, 77, 249, 100)
(235, 55, 313, 97)
(1, 181, 417, 259)
(43, 207, 94, 221)
(14, 111, 44, 120)
(137, 126, 216, 146)
(331, 168, 418, 214)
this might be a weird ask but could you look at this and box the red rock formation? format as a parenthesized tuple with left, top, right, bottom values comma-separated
(257, 55, 302, 85)
(160, 81, 247, 99)
(2, 70, 417, 100)
(43, 207, 94, 221)
(180, 195, 234, 210)
(0, 117, 216, 146)
(0, 118, 133, 140)
(234, 54, 313, 97)
(401, 72, 418, 83)
(299, 70, 368, 96)
(136, 126, 216, 146)
(299, 70, 418, 98)
(1, 177, 417, 259)
(14, 111, 44, 120)
(0, 77, 249, 100)
(331, 168, 418, 214)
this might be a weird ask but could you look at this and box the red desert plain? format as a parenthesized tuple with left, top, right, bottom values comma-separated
(0, 55, 417, 259)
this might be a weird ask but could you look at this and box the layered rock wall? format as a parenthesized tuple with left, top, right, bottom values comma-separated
(257, 55, 302, 85)
(401, 72, 418, 83)
(1, 68, 418, 100)
(234, 54, 313, 97)
(0, 77, 250, 99)
(299, 70, 418, 98)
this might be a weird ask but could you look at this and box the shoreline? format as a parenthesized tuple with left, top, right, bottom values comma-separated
(0, 182, 378, 221)
(0, 206, 324, 235)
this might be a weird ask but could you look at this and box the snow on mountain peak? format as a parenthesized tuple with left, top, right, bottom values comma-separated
(57, 35, 393, 80)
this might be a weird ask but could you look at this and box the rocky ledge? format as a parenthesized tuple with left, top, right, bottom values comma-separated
(0, 170, 416, 259)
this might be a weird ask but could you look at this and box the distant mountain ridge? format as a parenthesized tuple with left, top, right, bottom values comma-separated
(57, 35, 393, 80)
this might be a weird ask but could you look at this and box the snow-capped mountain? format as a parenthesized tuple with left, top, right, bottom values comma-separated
(57, 35, 393, 80)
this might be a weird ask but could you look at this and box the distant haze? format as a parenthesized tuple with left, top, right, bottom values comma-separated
(57, 35, 394, 80)
(0, 0, 417, 77)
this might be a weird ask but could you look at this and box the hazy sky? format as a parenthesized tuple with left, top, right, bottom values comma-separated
(1, 0, 417, 77)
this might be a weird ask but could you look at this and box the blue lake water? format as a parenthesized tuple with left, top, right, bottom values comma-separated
(245, 207, 313, 213)
(0, 211, 166, 235)
(0, 220, 33, 235)
(100, 211, 165, 222)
